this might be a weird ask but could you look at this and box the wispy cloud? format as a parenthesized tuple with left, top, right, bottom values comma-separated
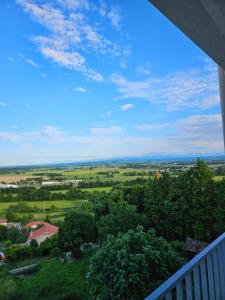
(120, 103, 134, 111)
(112, 60, 219, 111)
(107, 7, 121, 30)
(135, 123, 169, 131)
(101, 110, 113, 117)
(25, 58, 39, 67)
(90, 125, 122, 136)
(136, 62, 151, 76)
(0, 102, 6, 106)
(176, 114, 222, 141)
(74, 86, 87, 93)
(16, 0, 127, 81)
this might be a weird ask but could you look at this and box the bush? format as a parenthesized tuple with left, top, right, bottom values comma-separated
(4, 245, 32, 261)
(0, 277, 17, 300)
(88, 226, 184, 300)
(50, 247, 61, 258)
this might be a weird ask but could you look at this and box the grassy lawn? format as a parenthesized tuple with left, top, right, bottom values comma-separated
(15, 251, 94, 300)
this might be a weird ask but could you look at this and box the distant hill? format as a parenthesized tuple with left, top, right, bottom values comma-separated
(0, 154, 224, 170)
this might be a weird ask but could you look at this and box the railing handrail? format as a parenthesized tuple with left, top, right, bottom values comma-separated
(145, 231, 225, 300)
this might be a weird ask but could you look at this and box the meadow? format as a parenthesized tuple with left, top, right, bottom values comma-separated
(0, 200, 90, 220)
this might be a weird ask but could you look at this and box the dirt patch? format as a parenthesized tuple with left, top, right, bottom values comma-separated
(0, 175, 37, 184)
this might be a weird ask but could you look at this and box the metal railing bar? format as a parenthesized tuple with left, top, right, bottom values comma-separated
(176, 281, 183, 300)
(200, 260, 208, 300)
(206, 254, 215, 300)
(145, 232, 225, 300)
(193, 266, 201, 300)
(212, 250, 221, 300)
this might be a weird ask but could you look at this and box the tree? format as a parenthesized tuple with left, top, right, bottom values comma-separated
(7, 227, 20, 244)
(88, 226, 184, 300)
(0, 225, 7, 240)
(179, 159, 216, 241)
(97, 201, 146, 241)
(30, 239, 39, 257)
(59, 211, 96, 259)
(7, 227, 29, 244)
(39, 234, 58, 256)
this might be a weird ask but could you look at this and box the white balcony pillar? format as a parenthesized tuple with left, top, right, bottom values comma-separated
(218, 66, 225, 149)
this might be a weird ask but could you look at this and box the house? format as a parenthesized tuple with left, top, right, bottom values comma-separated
(25, 221, 59, 245)
(0, 219, 7, 226)
(42, 181, 61, 186)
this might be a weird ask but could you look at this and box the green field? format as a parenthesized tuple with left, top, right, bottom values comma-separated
(0, 200, 90, 219)
(80, 186, 112, 192)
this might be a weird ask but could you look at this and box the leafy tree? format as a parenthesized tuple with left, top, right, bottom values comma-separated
(7, 227, 20, 244)
(97, 201, 146, 241)
(39, 234, 58, 256)
(179, 159, 216, 241)
(30, 239, 39, 257)
(59, 211, 96, 259)
(7, 227, 29, 244)
(122, 185, 147, 212)
(5, 210, 17, 222)
(88, 226, 184, 300)
(0, 225, 7, 240)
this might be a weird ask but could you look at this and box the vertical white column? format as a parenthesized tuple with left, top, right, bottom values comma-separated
(218, 66, 225, 149)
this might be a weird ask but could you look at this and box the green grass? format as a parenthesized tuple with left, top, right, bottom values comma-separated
(80, 186, 112, 192)
(213, 176, 225, 181)
(16, 251, 94, 300)
(0, 200, 90, 220)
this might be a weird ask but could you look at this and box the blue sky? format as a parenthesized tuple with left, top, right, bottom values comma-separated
(0, 0, 223, 166)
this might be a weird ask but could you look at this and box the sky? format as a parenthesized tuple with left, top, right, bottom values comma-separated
(0, 0, 223, 166)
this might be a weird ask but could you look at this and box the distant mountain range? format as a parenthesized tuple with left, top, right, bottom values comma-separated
(1, 154, 225, 170)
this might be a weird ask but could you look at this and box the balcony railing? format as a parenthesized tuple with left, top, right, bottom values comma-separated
(145, 232, 225, 300)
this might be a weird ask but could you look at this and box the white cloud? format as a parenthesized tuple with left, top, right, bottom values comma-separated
(135, 123, 169, 131)
(136, 62, 151, 76)
(57, 0, 90, 10)
(41, 48, 85, 69)
(0, 114, 223, 166)
(74, 86, 87, 93)
(176, 114, 222, 140)
(8, 57, 14, 62)
(107, 7, 121, 30)
(120, 103, 134, 111)
(90, 126, 122, 136)
(101, 110, 113, 117)
(16, 0, 127, 81)
(112, 60, 219, 111)
(0, 102, 6, 106)
(25, 58, 39, 67)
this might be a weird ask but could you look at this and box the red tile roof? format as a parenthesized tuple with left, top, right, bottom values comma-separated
(26, 221, 59, 241)
(0, 219, 7, 224)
